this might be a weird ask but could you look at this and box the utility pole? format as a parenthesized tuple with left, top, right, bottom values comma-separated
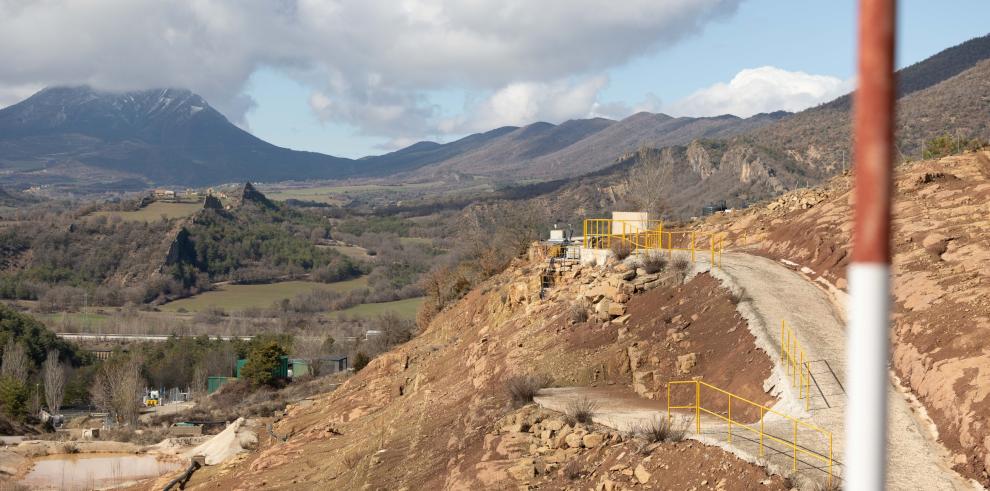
(847, 0, 895, 489)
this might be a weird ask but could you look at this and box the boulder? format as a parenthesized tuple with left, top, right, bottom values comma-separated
(583, 433, 605, 448)
(635, 463, 652, 484)
(627, 346, 643, 371)
(564, 432, 585, 448)
(677, 353, 697, 373)
(502, 423, 524, 433)
(508, 459, 536, 481)
(608, 303, 627, 317)
(544, 449, 569, 463)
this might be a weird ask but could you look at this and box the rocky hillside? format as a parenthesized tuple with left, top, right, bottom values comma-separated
(183, 249, 781, 489)
(400, 112, 786, 181)
(703, 150, 990, 485)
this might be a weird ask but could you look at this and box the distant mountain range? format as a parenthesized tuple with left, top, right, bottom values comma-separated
(530, 33, 990, 218)
(0, 86, 784, 188)
(1, 33, 988, 190)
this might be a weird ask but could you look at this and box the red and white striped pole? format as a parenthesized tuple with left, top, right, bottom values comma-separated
(846, 0, 895, 489)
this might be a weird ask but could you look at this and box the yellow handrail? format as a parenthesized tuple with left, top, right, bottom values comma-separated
(781, 320, 813, 411)
(582, 219, 663, 251)
(581, 219, 726, 268)
(667, 380, 833, 484)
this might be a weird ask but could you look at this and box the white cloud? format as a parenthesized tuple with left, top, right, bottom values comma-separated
(439, 76, 609, 133)
(0, 0, 742, 134)
(667, 66, 852, 118)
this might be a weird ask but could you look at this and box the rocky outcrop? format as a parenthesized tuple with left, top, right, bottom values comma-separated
(687, 140, 717, 179)
(237, 182, 276, 210)
(203, 195, 224, 210)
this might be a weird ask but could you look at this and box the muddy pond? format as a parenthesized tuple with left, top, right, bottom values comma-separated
(20, 453, 182, 490)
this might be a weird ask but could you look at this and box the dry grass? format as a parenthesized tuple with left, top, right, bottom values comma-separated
(568, 304, 589, 323)
(610, 240, 633, 261)
(640, 252, 668, 274)
(506, 375, 550, 407)
(633, 418, 686, 443)
(671, 256, 691, 275)
(811, 478, 842, 491)
(566, 397, 598, 424)
(562, 459, 584, 480)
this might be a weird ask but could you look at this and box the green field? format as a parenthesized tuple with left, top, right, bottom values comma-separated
(331, 297, 425, 320)
(92, 201, 204, 222)
(398, 237, 433, 247)
(160, 277, 369, 312)
(261, 182, 441, 205)
(318, 244, 372, 260)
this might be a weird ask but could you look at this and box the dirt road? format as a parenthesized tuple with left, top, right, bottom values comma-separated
(536, 251, 977, 490)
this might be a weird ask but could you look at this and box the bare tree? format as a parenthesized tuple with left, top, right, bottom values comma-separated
(1, 341, 30, 383)
(625, 146, 673, 219)
(90, 356, 143, 425)
(43, 350, 66, 415)
(293, 336, 329, 377)
(202, 343, 237, 378)
(191, 363, 207, 395)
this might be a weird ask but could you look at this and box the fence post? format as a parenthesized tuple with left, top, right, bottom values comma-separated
(829, 432, 834, 485)
(781, 320, 786, 364)
(666, 383, 671, 424)
(695, 381, 701, 434)
(793, 419, 798, 471)
(691, 232, 696, 262)
(710, 235, 715, 265)
(760, 406, 765, 457)
(727, 395, 732, 443)
(800, 351, 805, 398)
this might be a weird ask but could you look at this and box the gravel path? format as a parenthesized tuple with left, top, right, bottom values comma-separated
(536, 251, 976, 490)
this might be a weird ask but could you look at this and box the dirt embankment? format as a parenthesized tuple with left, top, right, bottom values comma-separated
(705, 150, 990, 485)
(183, 251, 778, 489)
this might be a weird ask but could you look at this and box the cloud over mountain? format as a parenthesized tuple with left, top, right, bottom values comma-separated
(667, 66, 853, 118)
(0, 0, 742, 138)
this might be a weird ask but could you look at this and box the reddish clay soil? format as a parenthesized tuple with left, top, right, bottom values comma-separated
(623, 273, 775, 421)
(539, 438, 788, 490)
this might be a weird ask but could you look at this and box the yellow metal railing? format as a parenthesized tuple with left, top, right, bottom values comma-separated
(660, 230, 724, 266)
(781, 320, 813, 411)
(581, 219, 726, 267)
(667, 380, 833, 483)
(582, 219, 663, 251)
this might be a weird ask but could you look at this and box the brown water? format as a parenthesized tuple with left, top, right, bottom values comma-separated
(20, 453, 182, 490)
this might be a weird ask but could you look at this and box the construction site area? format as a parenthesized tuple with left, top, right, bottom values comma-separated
(98, 149, 983, 491)
(4, 3, 990, 488)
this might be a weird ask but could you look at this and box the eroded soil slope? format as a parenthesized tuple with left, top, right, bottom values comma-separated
(706, 150, 990, 484)
(185, 254, 778, 489)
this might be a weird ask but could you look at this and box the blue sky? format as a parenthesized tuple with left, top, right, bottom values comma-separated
(243, 0, 990, 158)
(1, 1, 987, 159)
